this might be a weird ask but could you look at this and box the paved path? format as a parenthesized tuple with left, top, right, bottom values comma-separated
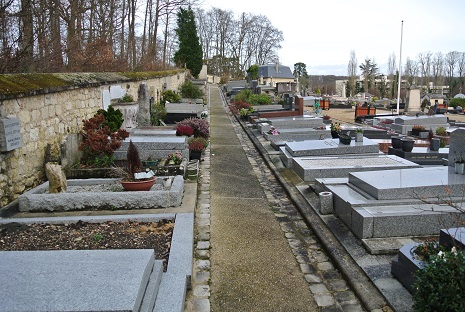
(185, 85, 372, 311)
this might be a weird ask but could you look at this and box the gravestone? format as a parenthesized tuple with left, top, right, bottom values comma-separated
(448, 128, 465, 165)
(45, 163, 67, 193)
(0, 116, 22, 152)
(102, 90, 111, 110)
(404, 87, 421, 113)
(136, 83, 151, 127)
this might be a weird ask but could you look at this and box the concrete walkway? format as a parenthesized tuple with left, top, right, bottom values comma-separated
(207, 86, 318, 311)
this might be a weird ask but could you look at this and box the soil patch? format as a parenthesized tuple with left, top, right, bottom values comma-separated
(0, 220, 173, 271)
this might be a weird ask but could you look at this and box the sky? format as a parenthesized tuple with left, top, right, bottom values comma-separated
(200, 0, 465, 76)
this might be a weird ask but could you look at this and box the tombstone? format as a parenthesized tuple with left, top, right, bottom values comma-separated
(45, 163, 67, 193)
(136, 83, 151, 127)
(0, 116, 22, 152)
(102, 89, 111, 110)
(448, 128, 465, 166)
(404, 88, 421, 113)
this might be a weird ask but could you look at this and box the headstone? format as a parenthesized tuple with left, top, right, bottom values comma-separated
(45, 163, 67, 193)
(448, 128, 465, 166)
(0, 116, 22, 152)
(136, 83, 151, 126)
(405, 88, 421, 112)
(102, 90, 111, 110)
(109, 85, 126, 99)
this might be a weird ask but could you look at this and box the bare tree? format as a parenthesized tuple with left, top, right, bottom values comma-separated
(444, 51, 460, 95)
(432, 52, 444, 90)
(347, 50, 357, 97)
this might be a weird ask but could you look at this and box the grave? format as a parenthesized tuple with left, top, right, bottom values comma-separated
(263, 127, 329, 142)
(0, 213, 194, 312)
(293, 154, 420, 182)
(18, 176, 185, 212)
(388, 146, 449, 165)
(313, 166, 465, 240)
(268, 116, 324, 129)
(377, 115, 449, 135)
(115, 136, 189, 161)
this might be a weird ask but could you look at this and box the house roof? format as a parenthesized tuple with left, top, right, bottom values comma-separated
(258, 64, 294, 79)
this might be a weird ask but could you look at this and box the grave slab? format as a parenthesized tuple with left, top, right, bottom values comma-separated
(388, 147, 449, 165)
(263, 127, 329, 141)
(285, 137, 380, 157)
(115, 136, 188, 160)
(268, 116, 324, 128)
(0, 249, 158, 312)
(293, 155, 420, 181)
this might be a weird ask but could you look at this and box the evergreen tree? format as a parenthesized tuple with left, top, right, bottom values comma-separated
(174, 7, 203, 77)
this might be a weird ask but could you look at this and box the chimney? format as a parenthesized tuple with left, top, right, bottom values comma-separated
(275, 63, 278, 72)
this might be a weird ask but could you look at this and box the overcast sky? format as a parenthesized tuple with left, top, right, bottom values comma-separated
(200, 0, 465, 76)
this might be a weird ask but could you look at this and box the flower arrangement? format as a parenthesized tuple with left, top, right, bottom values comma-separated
(167, 151, 183, 165)
(176, 117, 210, 139)
(176, 124, 194, 137)
(323, 115, 331, 120)
(355, 127, 363, 133)
(267, 126, 279, 135)
(330, 122, 341, 132)
(412, 125, 426, 131)
(188, 137, 208, 152)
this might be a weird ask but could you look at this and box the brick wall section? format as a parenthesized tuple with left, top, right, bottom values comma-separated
(0, 72, 186, 207)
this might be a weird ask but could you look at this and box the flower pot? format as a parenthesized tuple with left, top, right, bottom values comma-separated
(455, 162, 465, 174)
(401, 139, 415, 152)
(331, 131, 339, 139)
(355, 132, 363, 142)
(338, 133, 352, 145)
(391, 136, 402, 149)
(189, 150, 202, 161)
(429, 138, 440, 151)
(120, 177, 156, 191)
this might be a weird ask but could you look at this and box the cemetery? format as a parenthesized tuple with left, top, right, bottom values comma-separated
(236, 92, 465, 311)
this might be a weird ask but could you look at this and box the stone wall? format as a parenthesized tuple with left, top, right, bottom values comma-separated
(0, 71, 187, 207)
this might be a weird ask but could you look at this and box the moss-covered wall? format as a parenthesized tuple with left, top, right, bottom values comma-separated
(0, 70, 187, 207)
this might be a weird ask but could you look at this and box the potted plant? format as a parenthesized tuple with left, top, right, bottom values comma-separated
(355, 127, 363, 142)
(338, 132, 352, 145)
(330, 122, 341, 138)
(116, 140, 156, 191)
(188, 137, 208, 160)
(322, 115, 332, 124)
(167, 151, 183, 165)
(401, 138, 415, 152)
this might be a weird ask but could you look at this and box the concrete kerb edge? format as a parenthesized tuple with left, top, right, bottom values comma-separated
(233, 112, 390, 311)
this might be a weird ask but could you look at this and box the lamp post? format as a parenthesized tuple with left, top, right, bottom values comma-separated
(396, 20, 404, 115)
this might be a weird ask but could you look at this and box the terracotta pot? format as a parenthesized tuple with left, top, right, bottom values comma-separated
(120, 177, 156, 191)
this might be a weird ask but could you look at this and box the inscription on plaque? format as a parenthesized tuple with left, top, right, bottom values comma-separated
(0, 117, 22, 152)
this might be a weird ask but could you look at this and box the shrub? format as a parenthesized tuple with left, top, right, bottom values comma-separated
(176, 124, 194, 137)
(229, 101, 250, 114)
(413, 249, 465, 311)
(179, 80, 204, 98)
(449, 97, 465, 108)
(150, 103, 167, 126)
(435, 127, 447, 136)
(234, 89, 253, 103)
(176, 117, 209, 139)
(188, 137, 208, 151)
(126, 140, 141, 178)
(97, 105, 124, 132)
(249, 93, 272, 105)
(119, 93, 134, 103)
(161, 90, 181, 104)
(79, 114, 129, 166)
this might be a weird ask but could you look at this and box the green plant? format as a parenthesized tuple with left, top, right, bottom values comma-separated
(413, 249, 465, 311)
(119, 93, 134, 103)
(179, 80, 204, 98)
(355, 127, 363, 133)
(150, 103, 167, 125)
(91, 233, 104, 241)
(449, 97, 465, 109)
(161, 90, 181, 104)
(167, 151, 183, 165)
(188, 137, 208, 152)
(435, 127, 447, 136)
(97, 105, 124, 132)
(239, 107, 254, 117)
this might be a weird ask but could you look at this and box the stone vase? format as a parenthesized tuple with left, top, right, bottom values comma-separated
(429, 138, 440, 151)
(401, 139, 415, 152)
(331, 131, 339, 139)
(355, 132, 363, 142)
(455, 162, 465, 174)
(391, 136, 402, 149)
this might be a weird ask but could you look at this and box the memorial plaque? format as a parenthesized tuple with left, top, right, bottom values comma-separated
(0, 117, 22, 152)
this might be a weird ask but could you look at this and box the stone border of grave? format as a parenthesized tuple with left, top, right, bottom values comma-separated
(0, 213, 194, 312)
(18, 176, 184, 212)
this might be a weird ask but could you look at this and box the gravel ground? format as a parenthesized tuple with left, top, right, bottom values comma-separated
(0, 220, 173, 271)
